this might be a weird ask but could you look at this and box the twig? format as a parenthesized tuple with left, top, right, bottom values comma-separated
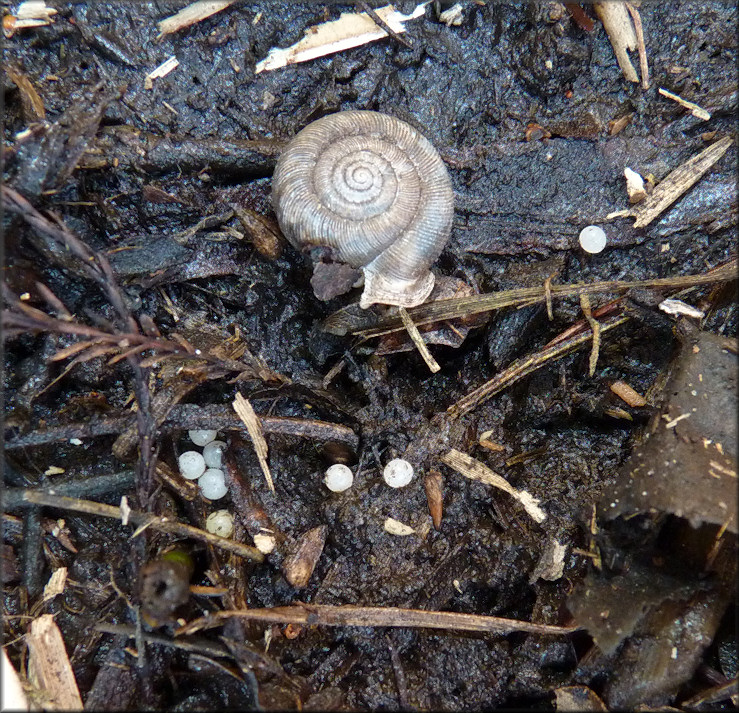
(94, 623, 233, 660)
(579, 294, 601, 376)
(398, 306, 440, 373)
(324, 261, 737, 338)
(658, 87, 711, 121)
(3, 472, 135, 510)
(625, 2, 649, 89)
(606, 136, 733, 228)
(386, 634, 411, 709)
(176, 603, 578, 637)
(2, 286, 281, 383)
(447, 313, 630, 418)
(7, 491, 264, 562)
(5, 406, 359, 450)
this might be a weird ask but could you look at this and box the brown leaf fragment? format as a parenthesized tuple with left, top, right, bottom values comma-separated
(564, 4, 595, 32)
(141, 184, 184, 204)
(603, 330, 737, 531)
(424, 471, 444, 530)
(608, 113, 633, 136)
(27, 614, 83, 710)
(232, 204, 285, 259)
(282, 525, 327, 589)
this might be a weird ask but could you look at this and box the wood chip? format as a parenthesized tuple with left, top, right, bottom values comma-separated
(157, 0, 235, 37)
(658, 298, 705, 320)
(255, 2, 428, 73)
(608, 113, 633, 136)
(119, 495, 132, 526)
(439, 3, 464, 26)
(253, 531, 277, 554)
(43, 566, 68, 602)
(479, 430, 506, 452)
(4, 0, 57, 36)
(282, 525, 327, 588)
(384, 517, 416, 536)
(530, 539, 567, 583)
(27, 614, 83, 710)
(144, 56, 179, 90)
(232, 392, 274, 492)
(659, 87, 711, 121)
(606, 136, 733, 228)
(441, 449, 547, 523)
(610, 380, 647, 407)
(2, 649, 29, 712)
(624, 167, 647, 204)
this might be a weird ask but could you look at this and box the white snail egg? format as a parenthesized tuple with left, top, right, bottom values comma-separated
(198, 468, 228, 500)
(178, 451, 206, 480)
(205, 509, 234, 538)
(383, 458, 414, 488)
(203, 440, 227, 468)
(189, 429, 219, 446)
(578, 225, 607, 254)
(324, 464, 354, 492)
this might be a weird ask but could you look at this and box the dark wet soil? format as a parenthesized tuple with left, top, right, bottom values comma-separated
(3, 2, 737, 710)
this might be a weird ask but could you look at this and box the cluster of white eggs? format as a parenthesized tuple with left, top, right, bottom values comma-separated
(180, 429, 415, 499)
(323, 458, 414, 492)
(178, 430, 229, 500)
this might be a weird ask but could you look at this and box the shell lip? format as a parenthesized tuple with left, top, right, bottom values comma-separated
(359, 269, 435, 309)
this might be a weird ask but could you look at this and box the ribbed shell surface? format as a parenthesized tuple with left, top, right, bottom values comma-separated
(271, 111, 454, 307)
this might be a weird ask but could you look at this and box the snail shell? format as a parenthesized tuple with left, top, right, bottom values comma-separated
(271, 111, 454, 308)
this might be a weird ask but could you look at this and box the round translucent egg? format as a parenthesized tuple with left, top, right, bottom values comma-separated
(324, 464, 354, 492)
(383, 459, 414, 488)
(198, 468, 228, 500)
(178, 451, 206, 480)
(578, 225, 607, 254)
(203, 440, 227, 468)
(205, 510, 234, 538)
(189, 429, 218, 447)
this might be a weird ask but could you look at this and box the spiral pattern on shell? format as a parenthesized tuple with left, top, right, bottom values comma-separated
(271, 111, 454, 308)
